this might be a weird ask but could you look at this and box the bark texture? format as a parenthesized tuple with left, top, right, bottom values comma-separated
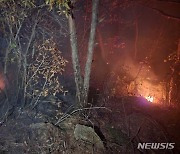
(83, 0, 99, 105)
(68, 0, 99, 106)
(68, 15, 83, 106)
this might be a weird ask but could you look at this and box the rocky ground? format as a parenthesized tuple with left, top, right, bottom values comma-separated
(0, 96, 179, 154)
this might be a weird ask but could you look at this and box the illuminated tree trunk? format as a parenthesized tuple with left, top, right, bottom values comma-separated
(97, 28, 106, 64)
(177, 39, 180, 60)
(68, 0, 99, 106)
(168, 77, 173, 106)
(165, 81, 170, 106)
(83, 0, 99, 106)
(68, 15, 83, 106)
(134, 12, 138, 60)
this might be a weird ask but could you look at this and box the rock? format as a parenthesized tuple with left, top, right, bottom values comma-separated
(107, 126, 129, 145)
(29, 122, 66, 153)
(74, 124, 105, 150)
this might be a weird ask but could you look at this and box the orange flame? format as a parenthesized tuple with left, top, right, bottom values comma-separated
(145, 96, 154, 103)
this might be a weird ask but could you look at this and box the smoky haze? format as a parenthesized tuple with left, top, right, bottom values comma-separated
(73, 0, 180, 88)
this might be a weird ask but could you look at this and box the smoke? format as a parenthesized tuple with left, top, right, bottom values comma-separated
(108, 57, 166, 102)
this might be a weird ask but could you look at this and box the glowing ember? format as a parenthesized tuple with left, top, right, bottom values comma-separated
(145, 96, 154, 103)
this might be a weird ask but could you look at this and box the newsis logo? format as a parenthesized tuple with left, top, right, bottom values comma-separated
(137, 143, 175, 150)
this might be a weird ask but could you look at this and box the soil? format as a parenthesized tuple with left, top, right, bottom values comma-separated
(0, 96, 179, 154)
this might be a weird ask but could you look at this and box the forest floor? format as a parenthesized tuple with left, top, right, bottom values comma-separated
(94, 96, 180, 153)
(0, 96, 179, 154)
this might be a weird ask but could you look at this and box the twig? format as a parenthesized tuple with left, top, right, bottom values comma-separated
(26, 55, 45, 86)
(55, 106, 111, 125)
(137, 1, 180, 21)
(15, 17, 24, 40)
(31, 75, 48, 109)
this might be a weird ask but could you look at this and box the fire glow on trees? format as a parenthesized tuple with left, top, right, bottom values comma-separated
(104, 61, 167, 105)
(107, 60, 168, 104)
(136, 79, 166, 104)
(0, 74, 5, 91)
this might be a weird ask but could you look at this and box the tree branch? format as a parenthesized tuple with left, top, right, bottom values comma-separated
(157, 0, 180, 4)
(137, 1, 180, 21)
(148, 6, 180, 21)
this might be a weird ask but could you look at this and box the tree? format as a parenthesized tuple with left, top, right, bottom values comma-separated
(83, 0, 100, 105)
(0, 0, 68, 120)
(137, 0, 180, 21)
(46, 0, 100, 107)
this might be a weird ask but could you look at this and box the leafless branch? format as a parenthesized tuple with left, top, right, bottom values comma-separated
(26, 55, 45, 86)
(137, 1, 180, 21)
(157, 0, 180, 4)
(32, 74, 49, 109)
(148, 6, 180, 21)
(55, 106, 111, 125)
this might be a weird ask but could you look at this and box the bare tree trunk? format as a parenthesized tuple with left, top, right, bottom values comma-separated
(97, 28, 106, 63)
(83, 0, 99, 106)
(4, 15, 13, 75)
(177, 39, 180, 60)
(68, 0, 99, 106)
(134, 18, 138, 60)
(21, 17, 38, 107)
(68, 15, 83, 106)
(4, 39, 11, 75)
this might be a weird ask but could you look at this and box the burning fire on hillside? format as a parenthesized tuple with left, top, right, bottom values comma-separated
(107, 62, 166, 104)
(145, 96, 154, 103)
(134, 78, 166, 104)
